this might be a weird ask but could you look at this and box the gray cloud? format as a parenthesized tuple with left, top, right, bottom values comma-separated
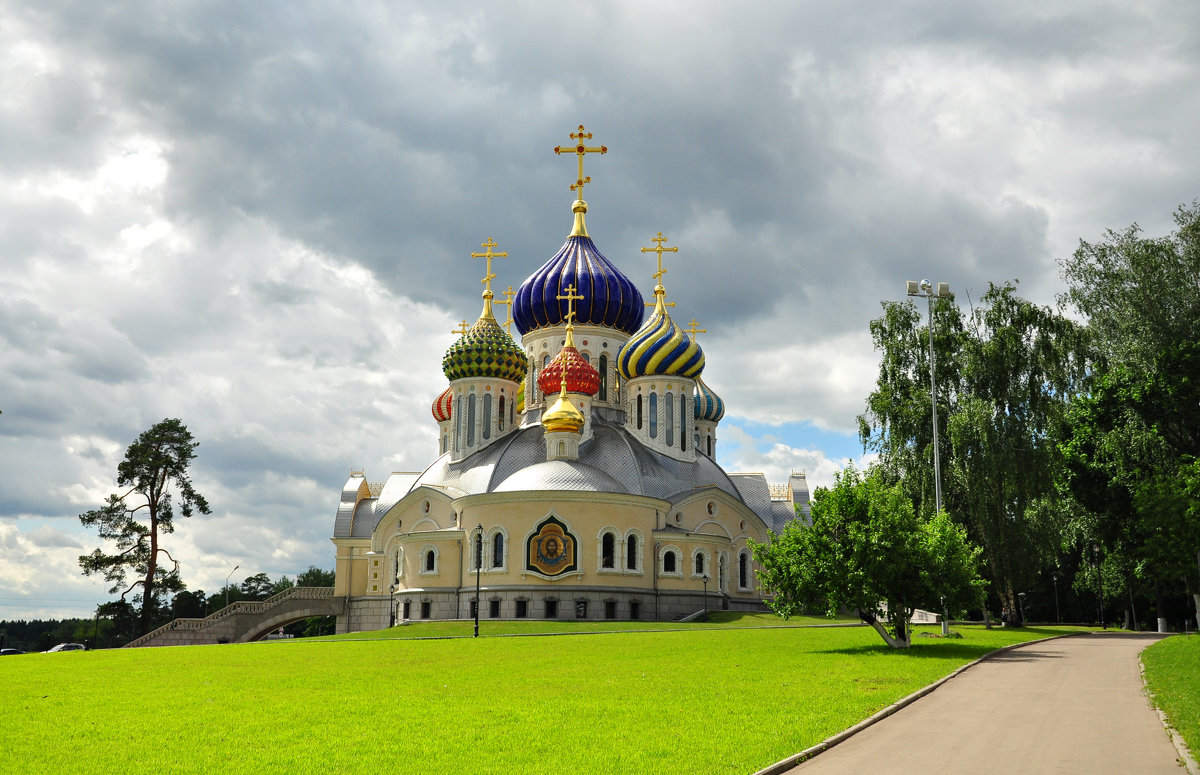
(3, 0, 1199, 616)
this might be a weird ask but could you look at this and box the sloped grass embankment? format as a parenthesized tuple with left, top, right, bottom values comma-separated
(1, 621, 1076, 774)
(1142, 633, 1200, 760)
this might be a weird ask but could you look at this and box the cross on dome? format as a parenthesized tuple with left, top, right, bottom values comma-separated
(495, 285, 517, 335)
(641, 231, 679, 285)
(556, 283, 585, 328)
(684, 319, 707, 338)
(554, 124, 607, 202)
(470, 237, 507, 298)
(452, 320, 470, 336)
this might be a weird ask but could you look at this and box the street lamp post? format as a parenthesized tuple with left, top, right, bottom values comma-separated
(225, 564, 240, 610)
(1094, 545, 1106, 630)
(1053, 573, 1061, 624)
(473, 524, 483, 638)
(1018, 592, 1027, 625)
(906, 280, 951, 515)
(389, 584, 396, 628)
(702, 573, 710, 618)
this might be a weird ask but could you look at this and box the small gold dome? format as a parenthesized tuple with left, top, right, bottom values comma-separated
(542, 383, 585, 434)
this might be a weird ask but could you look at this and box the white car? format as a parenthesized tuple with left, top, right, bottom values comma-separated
(45, 643, 86, 652)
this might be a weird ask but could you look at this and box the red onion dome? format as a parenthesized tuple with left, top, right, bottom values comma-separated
(538, 333, 601, 396)
(432, 386, 453, 422)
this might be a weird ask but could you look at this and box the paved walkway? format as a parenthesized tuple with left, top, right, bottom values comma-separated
(786, 632, 1185, 774)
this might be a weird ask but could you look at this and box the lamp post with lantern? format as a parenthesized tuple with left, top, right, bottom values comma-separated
(906, 279, 952, 516)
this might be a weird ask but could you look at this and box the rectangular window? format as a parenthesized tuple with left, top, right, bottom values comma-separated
(489, 599, 501, 618)
(575, 600, 588, 619)
(402, 601, 411, 619)
(515, 599, 528, 618)
(420, 601, 431, 619)
(630, 601, 640, 620)
(469, 600, 477, 618)
(604, 601, 616, 620)
(545, 599, 558, 619)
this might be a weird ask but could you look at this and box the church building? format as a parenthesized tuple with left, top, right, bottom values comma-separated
(330, 126, 809, 632)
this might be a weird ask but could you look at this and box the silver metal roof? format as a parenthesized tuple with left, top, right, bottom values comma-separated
(334, 416, 799, 539)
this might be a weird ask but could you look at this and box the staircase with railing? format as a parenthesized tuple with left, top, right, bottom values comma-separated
(124, 587, 342, 648)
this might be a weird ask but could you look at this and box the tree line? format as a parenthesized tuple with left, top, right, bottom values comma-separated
(756, 201, 1200, 646)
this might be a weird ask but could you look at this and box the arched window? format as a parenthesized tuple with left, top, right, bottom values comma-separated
(649, 393, 658, 438)
(455, 397, 463, 452)
(695, 552, 705, 576)
(739, 552, 749, 589)
(498, 396, 505, 431)
(626, 534, 638, 570)
(719, 553, 727, 591)
(707, 435, 713, 457)
(424, 550, 436, 572)
(467, 394, 477, 446)
(492, 532, 504, 569)
(663, 550, 677, 574)
(482, 393, 492, 440)
(510, 398, 515, 426)
(441, 434, 448, 454)
(582, 352, 590, 363)
(680, 394, 687, 451)
(601, 533, 615, 569)
(557, 441, 565, 456)
(636, 394, 643, 430)
(599, 354, 608, 400)
(665, 392, 674, 447)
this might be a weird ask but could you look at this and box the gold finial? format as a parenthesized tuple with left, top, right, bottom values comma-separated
(495, 285, 517, 336)
(555, 124, 607, 237)
(452, 320, 470, 336)
(684, 319, 707, 338)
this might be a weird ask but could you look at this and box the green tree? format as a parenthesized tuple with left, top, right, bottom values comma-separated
(752, 466, 984, 648)
(860, 283, 1085, 622)
(296, 566, 336, 587)
(79, 419, 211, 636)
(240, 572, 274, 600)
(1059, 203, 1200, 629)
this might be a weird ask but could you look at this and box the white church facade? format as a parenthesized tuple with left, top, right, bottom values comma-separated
(330, 126, 808, 632)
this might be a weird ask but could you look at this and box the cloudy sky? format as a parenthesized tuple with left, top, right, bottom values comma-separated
(2, 1, 1198, 619)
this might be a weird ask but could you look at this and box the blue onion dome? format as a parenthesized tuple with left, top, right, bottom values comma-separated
(617, 288, 705, 380)
(443, 295, 528, 383)
(513, 202, 644, 335)
(694, 376, 725, 422)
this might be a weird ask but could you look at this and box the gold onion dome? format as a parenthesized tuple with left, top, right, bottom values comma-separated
(542, 379, 585, 434)
(616, 289, 705, 380)
(442, 295, 528, 384)
(537, 327, 601, 396)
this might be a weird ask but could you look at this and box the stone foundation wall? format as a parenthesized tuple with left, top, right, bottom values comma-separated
(337, 586, 768, 632)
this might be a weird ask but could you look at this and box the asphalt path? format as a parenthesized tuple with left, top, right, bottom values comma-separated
(785, 632, 1185, 774)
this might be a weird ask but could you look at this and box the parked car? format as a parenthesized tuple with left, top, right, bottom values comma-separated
(44, 643, 86, 653)
(1, 648, 26, 656)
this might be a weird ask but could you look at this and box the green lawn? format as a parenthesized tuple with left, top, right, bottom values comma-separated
(1142, 634, 1200, 759)
(318, 610, 855, 640)
(0, 622, 1078, 774)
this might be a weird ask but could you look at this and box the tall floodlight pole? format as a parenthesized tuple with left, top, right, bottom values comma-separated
(225, 564, 240, 610)
(473, 524, 483, 638)
(906, 280, 951, 515)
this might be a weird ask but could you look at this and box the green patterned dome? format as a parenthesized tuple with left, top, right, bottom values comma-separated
(443, 311, 528, 384)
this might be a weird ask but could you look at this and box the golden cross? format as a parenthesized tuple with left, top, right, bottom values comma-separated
(451, 320, 470, 336)
(470, 237, 507, 296)
(556, 283, 585, 326)
(495, 285, 516, 335)
(684, 319, 707, 338)
(554, 124, 607, 201)
(640, 232, 679, 284)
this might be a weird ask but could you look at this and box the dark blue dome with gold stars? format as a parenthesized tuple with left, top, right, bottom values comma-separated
(513, 233, 644, 336)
